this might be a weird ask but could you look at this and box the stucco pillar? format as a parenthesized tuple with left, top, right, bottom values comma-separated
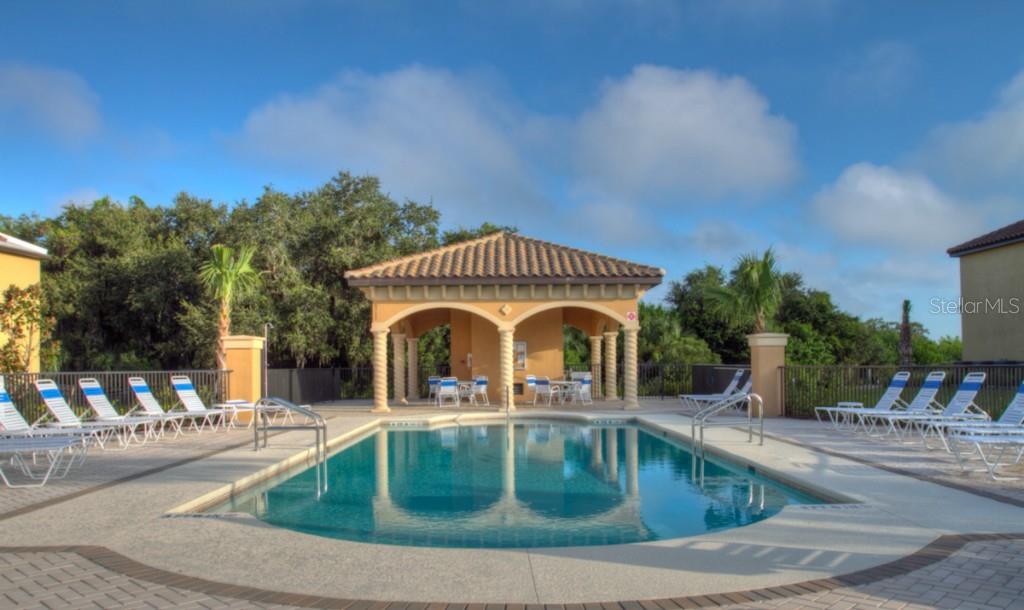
(603, 331, 618, 401)
(406, 337, 419, 401)
(392, 333, 406, 405)
(623, 327, 639, 410)
(223, 335, 264, 425)
(747, 333, 789, 417)
(499, 327, 516, 411)
(372, 329, 390, 413)
(625, 428, 639, 496)
(589, 335, 603, 398)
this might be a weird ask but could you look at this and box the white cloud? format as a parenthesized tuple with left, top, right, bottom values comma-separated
(831, 41, 918, 102)
(575, 65, 799, 200)
(688, 221, 748, 253)
(0, 62, 101, 144)
(921, 69, 1024, 190)
(234, 66, 549, 223)
(811, 163, 981, 251)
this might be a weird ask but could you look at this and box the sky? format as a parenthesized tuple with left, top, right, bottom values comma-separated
(2, 1, 1023, 339)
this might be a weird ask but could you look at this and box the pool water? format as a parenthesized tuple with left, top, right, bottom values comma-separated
(214, 422, 823, 548)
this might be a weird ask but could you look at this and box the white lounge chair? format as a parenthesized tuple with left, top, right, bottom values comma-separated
(887, 372, 988, 443)
(34, 380, 130, 449)
(0, 436, 91, 488)
(680, 369, 747, 411)
(78, 378, 164, 443)
(170, 375, 233, 431)
(948, 429, 1024, 481)
(815, 371, 911, 430)
(856, 371, 947, 436)
(0, 387, 99, 443)
(126, 376, 198, 437)
(924, 379, 1024, 449)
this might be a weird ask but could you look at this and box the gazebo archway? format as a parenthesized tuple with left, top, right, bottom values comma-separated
(344, 232, 664, 412)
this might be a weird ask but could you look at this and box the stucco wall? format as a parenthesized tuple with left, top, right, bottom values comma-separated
(958, 241, 1024, 361)
(513, 308, 564, 392)
(0, 251, 43, 372)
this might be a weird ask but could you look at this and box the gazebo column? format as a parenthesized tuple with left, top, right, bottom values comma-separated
(623, 327, 639, 410)
(589, 335, 603, 398)
(406, 337, 419, 402)
(603, 331, 618, 401)
(499, 327, 516, 411)
(392, 333, 406, 405)
(372, 328, 390, 413)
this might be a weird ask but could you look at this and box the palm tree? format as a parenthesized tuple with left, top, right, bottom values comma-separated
(706, 248, 783, 334)
(898, 299, 913, 366)
(199, 244, 259, 370)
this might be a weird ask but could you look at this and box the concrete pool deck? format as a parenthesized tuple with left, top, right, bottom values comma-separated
(1, 401, 1023, 605)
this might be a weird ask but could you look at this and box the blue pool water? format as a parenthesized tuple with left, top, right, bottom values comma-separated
(215, 422, 823, 548)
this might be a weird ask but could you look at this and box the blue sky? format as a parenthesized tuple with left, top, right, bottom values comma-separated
(2, 1, 1023, 338)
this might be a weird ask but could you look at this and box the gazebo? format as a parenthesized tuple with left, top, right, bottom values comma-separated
(344, 232, 664, 411)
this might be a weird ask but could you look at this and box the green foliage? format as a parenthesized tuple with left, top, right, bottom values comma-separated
(441, 222, 516, 245)
(199, 244, 259, 370)
(637, 302, 719, 365)
(563, 326, 590, 366)
(666, 265, 750, 363)
(705, 248, 783, 334)
(0, 284, 56, 372)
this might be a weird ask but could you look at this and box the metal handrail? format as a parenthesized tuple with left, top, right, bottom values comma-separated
(253, 397, 328, 498)
(690, 392, 764, 483)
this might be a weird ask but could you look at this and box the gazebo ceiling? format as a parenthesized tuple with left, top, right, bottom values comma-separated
(344, 232, 664, 287)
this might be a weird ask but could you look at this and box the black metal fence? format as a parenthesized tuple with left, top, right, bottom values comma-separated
(782, 364, 1024, 419)
(0, 369, 228, 424)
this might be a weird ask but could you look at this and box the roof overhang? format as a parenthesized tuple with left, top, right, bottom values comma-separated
(345, 275, 663, 288)
(948, 235, 1024, 258)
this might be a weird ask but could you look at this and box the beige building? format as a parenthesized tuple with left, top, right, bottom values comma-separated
(344, 232, 664, 411)
(947, 219, 1024, 362)
(0, 232, 49, 372)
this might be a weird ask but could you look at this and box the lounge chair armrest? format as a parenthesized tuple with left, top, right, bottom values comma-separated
(836, 401, 863, 408)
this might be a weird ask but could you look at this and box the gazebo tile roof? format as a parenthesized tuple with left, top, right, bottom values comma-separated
(344, 232, 664, 286)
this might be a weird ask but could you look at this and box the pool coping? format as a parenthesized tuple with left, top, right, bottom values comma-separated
(168, 412, 857, 516)
(4, 532, 1022, 608)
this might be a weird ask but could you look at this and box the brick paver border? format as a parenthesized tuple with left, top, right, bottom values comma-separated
(4, 533, 1023, 608)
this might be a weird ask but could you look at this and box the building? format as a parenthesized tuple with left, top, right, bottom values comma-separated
(0, 232, 49, 372)
(344, 232, 664, 411)
(947, 219, 1024, 362)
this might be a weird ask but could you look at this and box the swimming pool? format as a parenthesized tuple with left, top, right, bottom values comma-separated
(212, 422, 824, 548)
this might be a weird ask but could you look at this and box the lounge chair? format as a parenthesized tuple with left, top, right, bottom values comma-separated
(948, 429, 1024, 481)
(170, 375, 233, 431)
(864, 372, 985, 441)
(680, 369, 746, 411)
(0, 435, 91, 488)
(126, 376, 198, 437)
(1, 388, 100, 443)
(33, 380, 130, 449)
(78, 378, 164, 442)
(855, 371, 946, 435)
(923, 379, 1024, 449)
(815, 371, 911, 431)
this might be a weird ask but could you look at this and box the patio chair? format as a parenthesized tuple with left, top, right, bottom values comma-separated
(0, 435, 91, 488)
(78, 378, 165, 442)
(170, 375, 232, 431)
(680, 369, 746, 411)
(534, 377, 555, 406)
(814, 371, 911, 430)
(855, 371, 946, 435)
(577, 374, 594, 405)
(525, 375, 537, 402)
(427, 376, 441, 402)
(437, 377, 460, 407)
(127, 376, 200, 437)
(33, 380, 131, 449)
(471, 376, 489, 406)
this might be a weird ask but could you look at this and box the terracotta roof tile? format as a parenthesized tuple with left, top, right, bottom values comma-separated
(948, 219, 1024, 257)
(344, 232, 664, 286)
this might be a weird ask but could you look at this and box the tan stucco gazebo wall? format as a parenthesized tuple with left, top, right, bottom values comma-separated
(372, 297, 639, 333)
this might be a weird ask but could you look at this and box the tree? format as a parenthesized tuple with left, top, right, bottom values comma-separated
(898, 300, 913, 366)
(666, 265, 749, 362)
(637, 302, 719, 364)
(0, 284, 55, 372)
(706, 248, 783, 334)
(199, 244, 259, 370)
